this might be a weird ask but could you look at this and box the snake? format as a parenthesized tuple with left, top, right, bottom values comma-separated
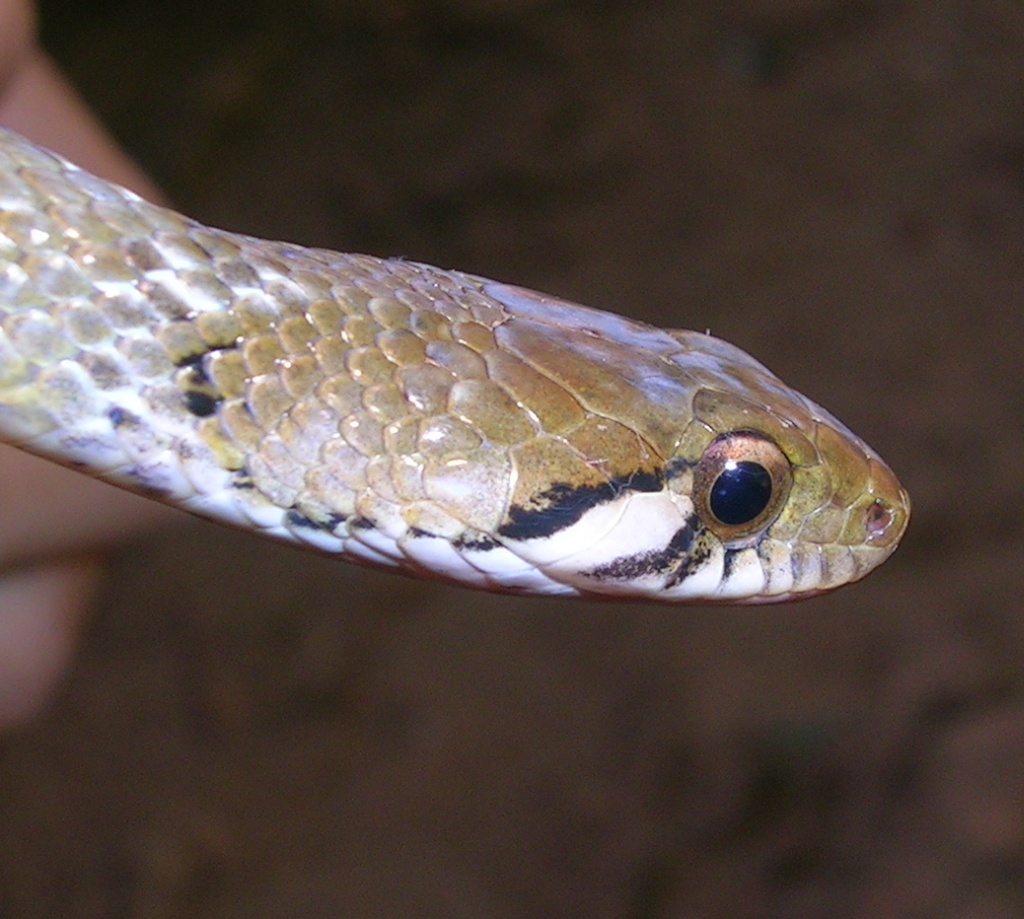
(0, 126, 909, 604)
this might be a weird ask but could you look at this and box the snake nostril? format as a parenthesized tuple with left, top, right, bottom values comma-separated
(864, 498, 896, 543)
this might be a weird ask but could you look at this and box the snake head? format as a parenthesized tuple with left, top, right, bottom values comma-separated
(466, 286, 910, 603)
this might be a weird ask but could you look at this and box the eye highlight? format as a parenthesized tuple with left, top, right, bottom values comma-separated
(693, 432, 791, 543)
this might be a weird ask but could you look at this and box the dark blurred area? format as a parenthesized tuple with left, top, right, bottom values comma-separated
(2, 1, 1022, 916)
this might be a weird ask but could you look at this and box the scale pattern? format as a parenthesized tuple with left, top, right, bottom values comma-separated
(0, 127, 909, 602)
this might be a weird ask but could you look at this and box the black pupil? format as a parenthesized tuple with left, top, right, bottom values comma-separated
(709, 461, 772, 526)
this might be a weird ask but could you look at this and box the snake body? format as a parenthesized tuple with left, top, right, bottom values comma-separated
(0, 127, 909, 603)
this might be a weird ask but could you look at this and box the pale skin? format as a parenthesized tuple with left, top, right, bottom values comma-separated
(0, 0, 177, 728)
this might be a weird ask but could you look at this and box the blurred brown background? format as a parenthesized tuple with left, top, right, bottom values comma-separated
(2, 1, 1022, 916)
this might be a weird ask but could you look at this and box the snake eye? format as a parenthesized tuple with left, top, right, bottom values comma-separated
(710, 460, 772, 524)
(693, 432, 791, 543)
